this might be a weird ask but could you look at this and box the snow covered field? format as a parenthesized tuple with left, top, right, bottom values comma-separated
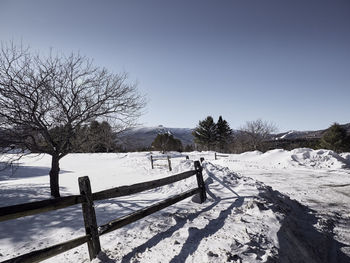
(0, 149, 350, 262)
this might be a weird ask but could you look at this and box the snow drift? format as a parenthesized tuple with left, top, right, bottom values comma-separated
(220, 148, 350, 170)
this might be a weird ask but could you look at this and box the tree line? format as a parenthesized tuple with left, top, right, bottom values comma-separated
(192, 117, 350, 154)
(149, 116, 278, 153)
(133, 118, 350, 155)
(192, 116, 278, 153)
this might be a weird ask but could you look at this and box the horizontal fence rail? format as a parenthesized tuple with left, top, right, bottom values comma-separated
(214, 152, 229, 160)
(0, 160, 207, 263)
(150, 155, 189, 171)
(0, 171, 196, 222)
(1, 235, 89, 263)
(99, 188, 200, 236)
(92, 170, 196, 201)
(150, 155, 189, 160)
(0, 195, 83, 222)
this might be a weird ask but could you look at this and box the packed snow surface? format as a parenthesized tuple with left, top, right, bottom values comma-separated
(0, 148, 350, 262)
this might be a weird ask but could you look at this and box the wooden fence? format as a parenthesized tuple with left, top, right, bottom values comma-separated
(150, 154, 189, 171)
(214, 152, 229, 160)
(0, 161, 206, 263)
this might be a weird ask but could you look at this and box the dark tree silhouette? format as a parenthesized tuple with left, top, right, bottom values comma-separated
(0, 42, 145, 197)
(86, 121, 116, 153)
(216, 116, 233, 152)
(151, 133, 182, 153)
(192, 116, 217, 150)
(319, 123, 349, 152)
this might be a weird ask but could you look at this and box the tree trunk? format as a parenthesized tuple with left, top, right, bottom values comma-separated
(49, 154, 61, 198)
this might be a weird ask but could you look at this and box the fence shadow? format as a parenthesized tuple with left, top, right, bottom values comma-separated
(120, 196, 243, 263)
(0, 183, 200, 261)
(0, 188, 171, 244)
(169, 197, 244, 263)
(0, 185, 84, 244)
(259, 186, 350, 263)
(203, 163, 240, 198)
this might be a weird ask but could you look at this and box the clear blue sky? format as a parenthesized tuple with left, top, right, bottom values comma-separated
(1, 0, 349, 132)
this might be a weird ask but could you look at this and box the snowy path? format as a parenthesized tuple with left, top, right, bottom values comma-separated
(216, 149, 350, 258)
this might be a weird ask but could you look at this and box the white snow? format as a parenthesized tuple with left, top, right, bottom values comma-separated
(1, 149, 350, 262)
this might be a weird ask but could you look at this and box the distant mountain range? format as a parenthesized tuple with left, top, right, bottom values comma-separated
(116, 125, 194, 151)
(273, 123, 350, 141)
(116, 123, 350, 151)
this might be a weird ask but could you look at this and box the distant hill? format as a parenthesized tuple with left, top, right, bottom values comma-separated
(116, 123, 350, 151)
(116, 125, 194, 151)
(273, 123, 350, 140)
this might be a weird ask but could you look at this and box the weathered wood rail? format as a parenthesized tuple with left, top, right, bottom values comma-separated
(214, 152, 229, 160)
(150, 154, 189, 171)
(0, 160, 206, 263)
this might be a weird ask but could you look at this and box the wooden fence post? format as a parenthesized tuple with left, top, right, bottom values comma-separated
(167, 156, 172, 171)
(78, 176, 101, 260)
(214, 152, 217, 160)
(194, 161, 207, 203)
(151, 155, 154, 169)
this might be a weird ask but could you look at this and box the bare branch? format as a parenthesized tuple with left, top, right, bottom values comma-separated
(0, 42, 146, 197)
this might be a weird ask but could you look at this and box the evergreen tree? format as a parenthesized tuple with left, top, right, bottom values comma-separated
(77, 121, 116, 153)
(71, 124, 90, 152)
(216, 116, 233, 152)
(99, 121, 116, 152)
(192, 116, 217, 150)
(319, 123, 349, 152)
(184, 144, 194, 152)
(151, 133, 183, 153)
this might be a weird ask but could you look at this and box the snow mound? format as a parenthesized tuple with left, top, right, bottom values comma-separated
(259, 148, 350, 169)
(340, 153, 350, 163)
(290, 148, 350, 169)
(218, 148, 350, 170)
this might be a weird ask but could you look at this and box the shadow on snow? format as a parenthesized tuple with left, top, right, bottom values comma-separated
(0, 163, 71, 181)
(259, 186, 350, 263)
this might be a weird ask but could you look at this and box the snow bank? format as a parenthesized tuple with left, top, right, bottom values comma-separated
(219, 148, 350, 170)
(290, 148, 350, 169)
(340, 153, 350, 163)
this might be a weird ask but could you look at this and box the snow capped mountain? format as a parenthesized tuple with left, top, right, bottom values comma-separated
(274, 123, 350, 141)
(273, 130, 322, 140)
(116, 125, 194, 150)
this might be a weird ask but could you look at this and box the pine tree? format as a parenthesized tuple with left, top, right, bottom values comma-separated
(151, 133, 183, 153)
(319, 123, 349, 152)
(99, 121, 116, 152)
(184, 144, 194, 152)
(216, 116, 233, 152)
(192, 116, 217, 150)
(85, 121, 116, 152)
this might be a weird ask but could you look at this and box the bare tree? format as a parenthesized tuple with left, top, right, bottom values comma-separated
(239, 119, 277, 152)
(0, 42, 145, 197)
